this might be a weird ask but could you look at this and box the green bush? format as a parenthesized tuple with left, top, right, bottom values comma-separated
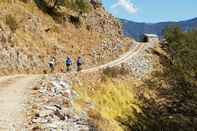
(164, 26, 197, 81)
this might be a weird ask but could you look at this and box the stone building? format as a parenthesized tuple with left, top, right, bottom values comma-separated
(142, 33, 159, 42)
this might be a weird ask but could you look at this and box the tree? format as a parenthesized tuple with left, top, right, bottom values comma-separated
(164, 26, 197, 82)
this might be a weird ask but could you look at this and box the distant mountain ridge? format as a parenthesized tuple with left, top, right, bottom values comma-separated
(120, 17, 197, 40)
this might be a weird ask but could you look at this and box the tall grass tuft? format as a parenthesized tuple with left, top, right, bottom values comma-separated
(74, 79, 142, 130)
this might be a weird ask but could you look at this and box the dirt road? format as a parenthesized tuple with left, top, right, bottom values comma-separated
(0, 75, 40, 131)
(0, 41, 146, 130)
(82, 41, 144, 72)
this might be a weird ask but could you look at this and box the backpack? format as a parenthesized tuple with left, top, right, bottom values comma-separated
(66, 58, 72, 65)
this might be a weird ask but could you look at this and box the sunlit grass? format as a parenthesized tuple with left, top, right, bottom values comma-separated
(93, 81, 141, 120)
(74, 79, 142, 130)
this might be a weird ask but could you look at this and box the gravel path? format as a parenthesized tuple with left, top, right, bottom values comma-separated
(0, 75, 40, 131)
(0, 40, 154, 130)
(82, 41, 144, 73)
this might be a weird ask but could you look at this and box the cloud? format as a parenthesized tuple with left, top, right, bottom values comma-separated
(111, 0, 138, 14)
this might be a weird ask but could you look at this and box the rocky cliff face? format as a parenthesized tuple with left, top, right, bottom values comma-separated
(0, 0, 132, 75)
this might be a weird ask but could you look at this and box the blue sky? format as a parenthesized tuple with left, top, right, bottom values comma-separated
(102, 0, 197, 23)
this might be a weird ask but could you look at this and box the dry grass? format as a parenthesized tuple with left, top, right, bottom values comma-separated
(74, 78, 142, 130)
(0, 0, 130, 75)
(92, 81, 141, 119)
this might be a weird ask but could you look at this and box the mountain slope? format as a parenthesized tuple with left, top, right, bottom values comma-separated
(121, 17, 197, 40)
(0, 0, 132, 75)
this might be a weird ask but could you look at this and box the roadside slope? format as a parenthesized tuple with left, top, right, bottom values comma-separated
(0, 0, 132, 75)
(83, 41, 144, 72)
(0, 40, 151, 130)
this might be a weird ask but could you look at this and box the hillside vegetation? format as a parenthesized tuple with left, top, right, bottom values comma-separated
(1, 1, 196, 131)
(164, 26, 197, 82)
(71, 27, 197, 131)
(0, 0, 131, 75)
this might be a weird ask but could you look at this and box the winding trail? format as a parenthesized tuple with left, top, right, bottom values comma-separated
(82, 41, 144, 72)
(0, 41, 145, 130)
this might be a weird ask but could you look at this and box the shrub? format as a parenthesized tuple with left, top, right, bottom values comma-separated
(5, 15, 18, 32)
(63, 0, 92, 12)
(102, 65, 129, 78)
(43, 0, 91, 12)
(75, 0, 91, 12)
(19, 0, 31, 3)
(164, 26, 197, 81)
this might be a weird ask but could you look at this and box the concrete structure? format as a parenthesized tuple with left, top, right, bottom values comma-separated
(142, 34, 159, 43)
